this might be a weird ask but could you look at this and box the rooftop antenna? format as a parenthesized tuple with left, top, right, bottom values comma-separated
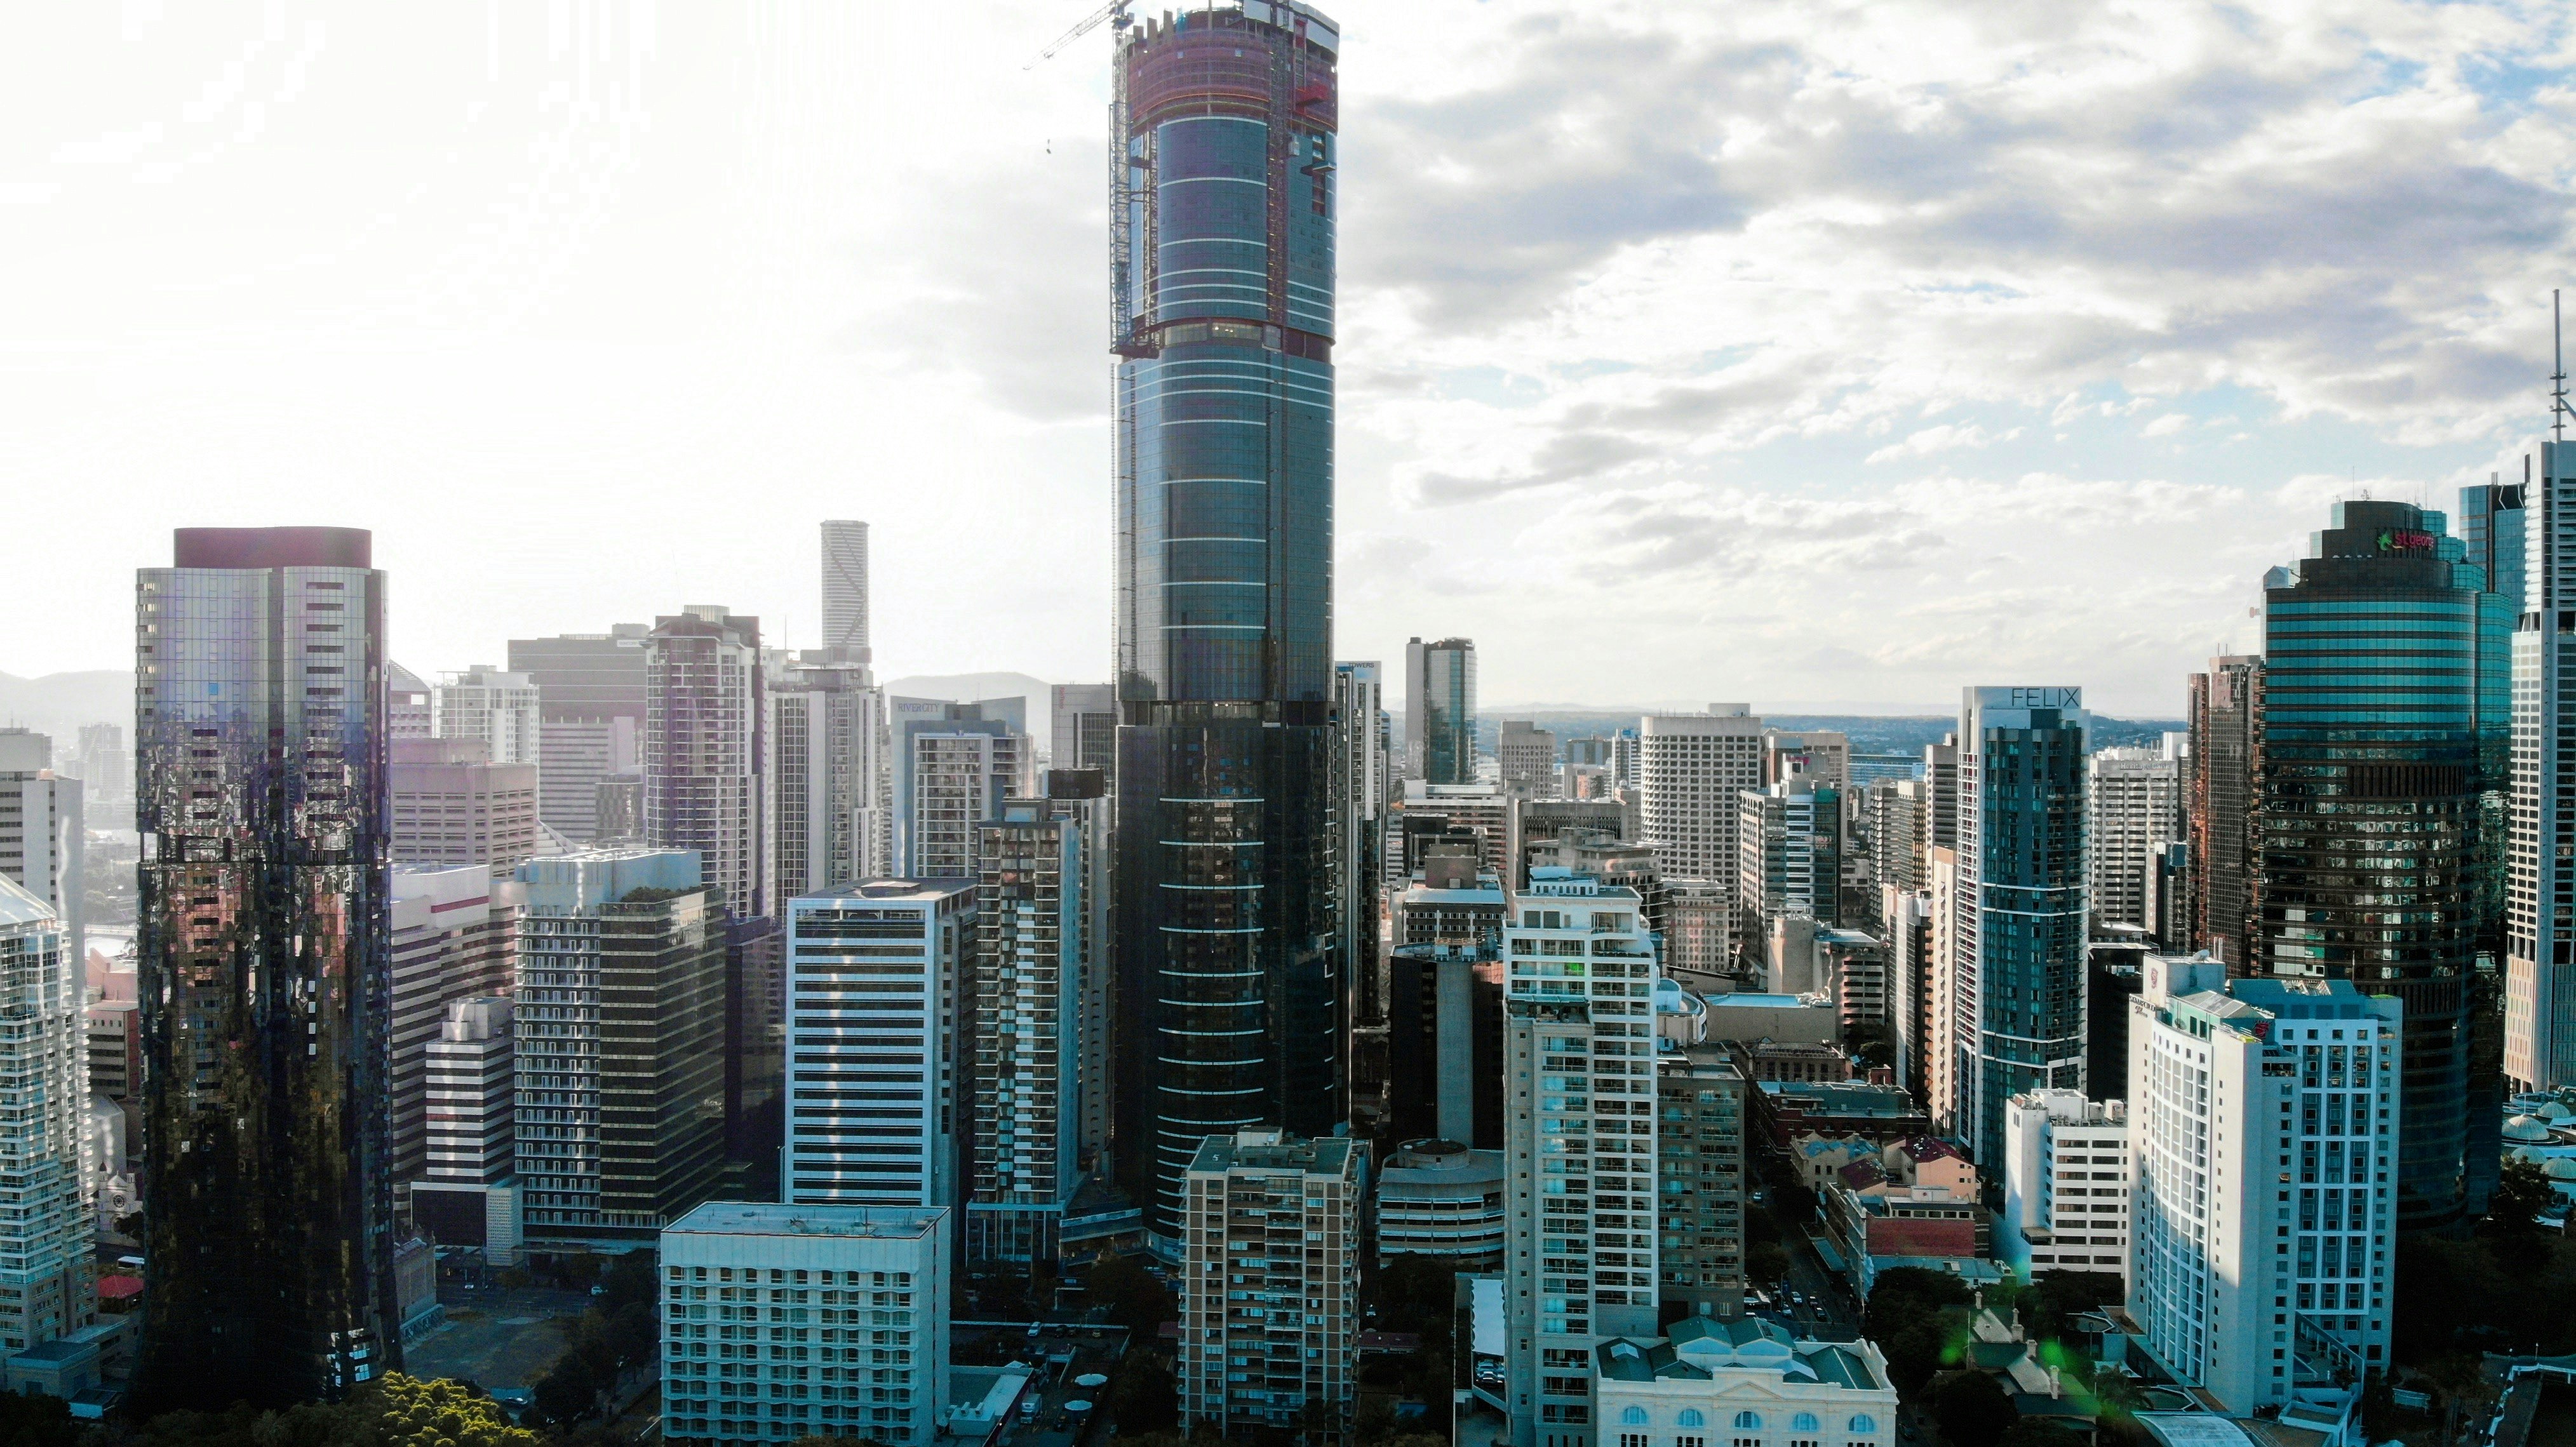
(2557, 288, 2570, 444)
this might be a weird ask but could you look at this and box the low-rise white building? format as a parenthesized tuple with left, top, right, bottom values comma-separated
(1594, 1319, 1896, 1447)
(659, 1201, 949, 1447)
(2000, 1090, 2130, 1283)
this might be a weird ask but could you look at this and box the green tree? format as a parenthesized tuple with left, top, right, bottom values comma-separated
(1864, 1267, 1976, 1393)
(0, 1390, 80, 1447)
(133, 1375, 534, 1447)
(2488, 1157, 2558, 1237)
(1110, 1352, 1181, 1435)
(1997, 1419, 2085, 1447)
(1087, 1253, 1178, 1339)
(1930, 1370, 2018, 1447)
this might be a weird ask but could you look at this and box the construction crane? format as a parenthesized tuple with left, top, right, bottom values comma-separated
(1026, 0, 1131, 69)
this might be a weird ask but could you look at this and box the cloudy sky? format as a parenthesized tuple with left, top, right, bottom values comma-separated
(6, 1, 2572, 716)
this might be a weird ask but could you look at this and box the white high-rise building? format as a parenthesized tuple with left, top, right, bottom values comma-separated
(1999, 1089, 2130, 1283)
(509, 626, 650, 845)
(821, 519, 873, 663)
(423, 996, 514, 1186)
(659, 1202, 948, 1447)
(1176, 1130, 1362, 1439)
(1503, 872, 1663, 1447)
(0, 730, 84, 968)
(2126, 956, 2399, 1413)
(766, 652, 892, 912)
(645, 606, 766, 921)
(966, 787, 1103, 1264)
(434, 665, 542, 768)
(2510, 440, 2576, 1093)
(0, 876, 96, 1357)
(1639, 708, 1763, 975)
(389, 865, 520, 1185)
(1739, 771, 1842, 935)
(2087, 746, 2180, 932)
(783, 879, 976, 1208)
(890, 698, 1028, 881)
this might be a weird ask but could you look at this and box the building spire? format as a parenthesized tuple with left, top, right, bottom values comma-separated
(2556, 288, 2569, 443)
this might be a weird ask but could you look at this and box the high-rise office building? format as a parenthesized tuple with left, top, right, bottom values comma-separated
(134, 526, 395, 1405)
(421, 996, 514, 1185)
(821, 519, 874, 663)
(659, 1203, 949, 1447)
(1406, 637, 1479, 784)
(1501, 874, 1661, 1447)
(767, 651, 892, 910)
(2509, 448, 2576, 1093)
(508, 626, 650, 844)
(2261, 501, 2509, 1232)
(1654, 1043, 1748, 1320)
(891, 698, 1027, 881)
(1883, 887, 1933, 1093)
(1640, 707, 1764, 976)
(388, 865, 520, 1187)
(514, 849, 727, 1248)
(0, 877, 97, 1361)
(782, 879, 976, 1208)
(1335, 661, 1389, 1030)
(1109, 0, 1345, 1244)
(2189, 656, 2264, 970)
(2126, 956, 2398, 1413)
(1942, 686, 2090, 1161)
(0, 730, 84, 968)
(389, 662, 433, 740)
(966, 790, 1097, 1264)
(1863, 778, 1924, 900)
(433, 665, 540, 767)
(2088, 745, 2181, 932)
(1738, 771, 1842, 937)
(389, 737, 541, 872)
(1761, 730, 1850, 792)
(646, 607, 766, 922)
(76, 723, 127, 816)
(1176, 1130, 1360, 1439)
(1049, 684, 1117, 775)
(1498, 720, 1559, 797)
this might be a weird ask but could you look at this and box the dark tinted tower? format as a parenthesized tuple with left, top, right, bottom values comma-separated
(134, 527, 396, 1405)
(1110, 1, 1345, 1240)
(2259, 500, 2511, 1232)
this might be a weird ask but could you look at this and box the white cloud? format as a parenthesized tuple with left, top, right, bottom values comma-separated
(0, 0, 2568, 714)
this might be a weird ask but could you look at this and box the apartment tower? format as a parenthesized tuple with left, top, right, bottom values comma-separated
(1407, 637, 1478, 784)
(1110, 0, 1346, 1243)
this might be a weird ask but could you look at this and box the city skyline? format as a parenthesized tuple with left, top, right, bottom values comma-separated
(11, 4, 2576, 714)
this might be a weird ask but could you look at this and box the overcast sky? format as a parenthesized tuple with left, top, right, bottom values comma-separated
(7, 1, 2572, 716)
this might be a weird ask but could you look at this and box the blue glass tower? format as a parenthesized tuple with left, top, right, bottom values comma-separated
(1949, 686, 2090, 1161)
(2260, 500, 2511, 1233)
(1110, 1, 1345, 1241)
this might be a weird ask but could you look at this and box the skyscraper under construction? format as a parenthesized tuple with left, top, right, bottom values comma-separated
(1110, 0, 1345, 1244)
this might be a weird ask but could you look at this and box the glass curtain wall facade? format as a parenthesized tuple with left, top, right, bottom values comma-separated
(1409, 637, 1478, 785)
(1950, 686, 2090, 1163)
(2260, 500, 2511, 1233)
(133, 526, 397, 1406)
(1110, 1, 1345, 1243)
(2508, 448, 2576, 1093)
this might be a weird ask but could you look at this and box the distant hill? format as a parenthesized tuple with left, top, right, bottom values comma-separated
(0, 670, 133, 750)
(882, 672, 1062, 755)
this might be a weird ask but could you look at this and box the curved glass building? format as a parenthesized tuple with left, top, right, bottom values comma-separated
(2259, 500, 2511, 1234)
(1110, 0, 1345, 1242)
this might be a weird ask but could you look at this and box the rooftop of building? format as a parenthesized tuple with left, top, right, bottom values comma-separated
(1381, 1140, 1505, 1179)
(0, 875, 57, 931)
(664, 1202, 945, 1240)
(1187, 1128, 1356, 1177)
(796, 877, 978, 904)
(1764, 1079, 1919, 1116)
(1519, 869, 1644, 902)
(1707, 992, 1834, 1010)
(1595, 1320, 1884, 1390)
